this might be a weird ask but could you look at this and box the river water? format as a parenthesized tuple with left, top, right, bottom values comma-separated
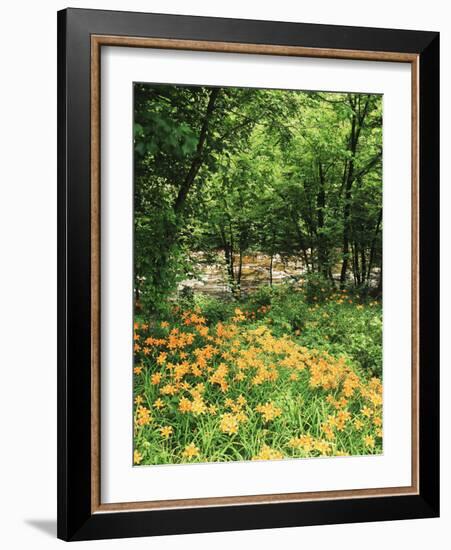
(178, 253, 307, 298)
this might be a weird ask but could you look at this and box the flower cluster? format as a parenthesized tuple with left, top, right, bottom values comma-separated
(133, 307, 383, 465)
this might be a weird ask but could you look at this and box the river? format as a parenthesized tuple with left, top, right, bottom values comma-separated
(178, 253, 307, 298)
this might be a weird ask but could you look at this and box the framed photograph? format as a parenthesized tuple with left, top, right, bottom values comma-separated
(57, 8, 439, 541)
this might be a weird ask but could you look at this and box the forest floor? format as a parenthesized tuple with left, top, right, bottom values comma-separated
(133, 283, 383, 466)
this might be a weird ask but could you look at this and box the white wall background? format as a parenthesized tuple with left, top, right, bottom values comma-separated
(0, 0, 448, 548)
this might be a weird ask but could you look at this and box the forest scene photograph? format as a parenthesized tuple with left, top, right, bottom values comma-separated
(132, 83, 383, 466)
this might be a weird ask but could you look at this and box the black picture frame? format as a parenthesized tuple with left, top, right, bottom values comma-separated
(57, 7, 439, 541)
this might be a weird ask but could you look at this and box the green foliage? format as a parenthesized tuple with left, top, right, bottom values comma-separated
(133, 84, 382, 313)
(132, 84, 384, 465)
(188, 294, 236, 325)
(301, 272, 335, 303)
(134, 203, 179, 315)
(245, 286, 275, 309)
(265, 285, 309, 333)
(134, 115, 198, 159)
(246, 285, 382, 378)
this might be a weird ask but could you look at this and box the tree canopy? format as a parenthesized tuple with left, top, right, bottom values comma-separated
(134, 83, 382, 313)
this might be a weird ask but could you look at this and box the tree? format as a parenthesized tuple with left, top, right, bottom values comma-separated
(133, 84, 383, 312)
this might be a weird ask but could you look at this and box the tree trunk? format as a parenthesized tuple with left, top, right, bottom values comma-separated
(340, 113, 356, 287)
(316, 162, 328, 277)
(328, 267, 335, 286)
(220, 225, 235, 289)
(366, 208, 382, 285)
(237, 249, 243, 296)
(351, 242, 359, 286)
(135, 283, 141, 310)
(290, 211, 311, 272)
(173, 88, 221, 214)
(340, 95, 370, 287)
(269, 228, 276, 285)
(360, 248, 367, 286)
(376, 257, 383, 298)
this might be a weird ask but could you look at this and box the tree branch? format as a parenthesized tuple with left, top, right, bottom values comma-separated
(173, 88, 221, 214)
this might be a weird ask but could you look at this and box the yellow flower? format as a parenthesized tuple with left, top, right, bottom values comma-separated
(373, 416, 382, 427)
(151, 372, 162, 385)
(197, 326, 209, 338)
(335, 397, 348, 409)
(160, 383, 177, 396)
(178, 397, 192, 413)
(182, 443, 200, 459)
(160, 321, 170, 328)
(191, 397, 207, 415)
(252, 444, 283, 461)
(334, 409, 351, 431)
(132, 316, 384, 463)
(236, 395, 247, 407)
(159, 426, 173, 439)
(289, 434, 314, 452)
(314, 440, 331, 455)
(235, 410, 248, 424)
(354, 418, 364, 431)
(136, 406, 152, 426)
(133, 449, 143, 464)
(192, 382, 205, 395)
(369, 392, 383, 407)
(220, 413, 239, 435)
(156, 352, 167, 365)
(321, 423, 335, 440)
(232, 308, 246, 322)
(133, 365, 143, 375)
(255, 402, 282, 422)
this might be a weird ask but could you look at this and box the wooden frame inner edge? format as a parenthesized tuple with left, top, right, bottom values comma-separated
(90, 35, 420, 514)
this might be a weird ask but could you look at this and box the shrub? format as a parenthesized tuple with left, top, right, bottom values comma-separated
(192, 294, 234, 325)
(267, 285, 309, 334)
(301, 272, 335, 303)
